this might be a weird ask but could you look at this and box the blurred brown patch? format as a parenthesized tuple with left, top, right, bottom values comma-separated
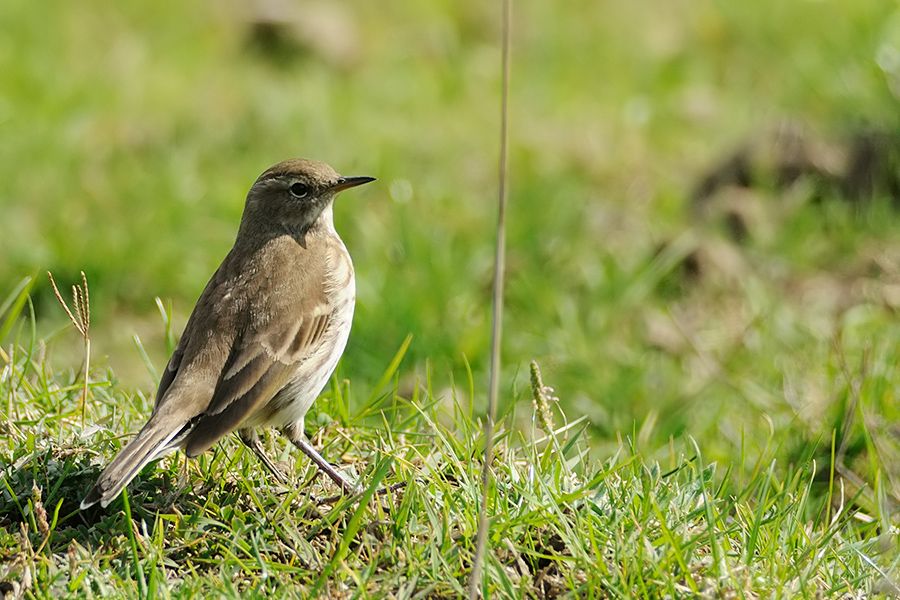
(241, 0, 362, 69)
(693, 185, 774, 245)
(653, 235, 749, 297)
(693, 122, 900, 223)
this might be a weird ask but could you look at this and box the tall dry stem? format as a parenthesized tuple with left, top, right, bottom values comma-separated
(468, 0, 512, 595)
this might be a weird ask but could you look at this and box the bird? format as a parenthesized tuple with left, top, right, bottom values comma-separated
(81, 158, 374, 509)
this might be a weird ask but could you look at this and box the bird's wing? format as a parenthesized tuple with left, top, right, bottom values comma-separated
(182, 309, 332, 456)
(180, 239, 335, 456)
(153, 263, 229, 412)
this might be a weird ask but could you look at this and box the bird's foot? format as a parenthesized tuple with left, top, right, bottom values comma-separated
(314, 481, 407, 505)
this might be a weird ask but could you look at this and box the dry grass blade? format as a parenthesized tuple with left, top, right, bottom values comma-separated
(468, 0, 513, 596)
(47, 272, 81, 335)
(47, 271, 92, 425)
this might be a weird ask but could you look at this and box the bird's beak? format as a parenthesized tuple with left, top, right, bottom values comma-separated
(331, 176, 376, 192)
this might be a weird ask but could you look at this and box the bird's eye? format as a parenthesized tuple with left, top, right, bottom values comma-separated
(289, 182, 310, 198)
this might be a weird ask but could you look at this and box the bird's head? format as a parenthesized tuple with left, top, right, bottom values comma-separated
(242, 158, 374, 235)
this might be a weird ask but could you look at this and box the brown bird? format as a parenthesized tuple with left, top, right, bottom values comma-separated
(82, 159, 374, 509)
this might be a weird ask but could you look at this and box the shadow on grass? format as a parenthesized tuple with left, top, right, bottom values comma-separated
(0, 444, 197, 547)
(1, 439, 347, 553)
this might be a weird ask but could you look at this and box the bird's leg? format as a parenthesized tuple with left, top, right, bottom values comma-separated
(238, 429, 290, 485)
(175, 450, 191, 493)
(282, 423, 407, 503)
(282, 423, 360, 494)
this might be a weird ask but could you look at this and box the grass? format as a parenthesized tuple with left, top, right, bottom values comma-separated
(1, 334, 896, 597)
(1, 0, 899, 596)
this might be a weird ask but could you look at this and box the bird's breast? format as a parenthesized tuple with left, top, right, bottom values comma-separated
(244, 234, 356, 429)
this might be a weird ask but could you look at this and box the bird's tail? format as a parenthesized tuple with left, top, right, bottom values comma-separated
(81, 416, 185, 509)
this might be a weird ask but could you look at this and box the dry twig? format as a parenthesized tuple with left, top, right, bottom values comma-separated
(47, 271, 91, 425)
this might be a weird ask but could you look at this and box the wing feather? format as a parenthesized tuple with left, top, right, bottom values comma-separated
(154, 346, 183, 409)
(183, 310, 332, 456)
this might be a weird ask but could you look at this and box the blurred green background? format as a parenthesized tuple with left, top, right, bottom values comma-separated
(1, 0, 898, 472)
